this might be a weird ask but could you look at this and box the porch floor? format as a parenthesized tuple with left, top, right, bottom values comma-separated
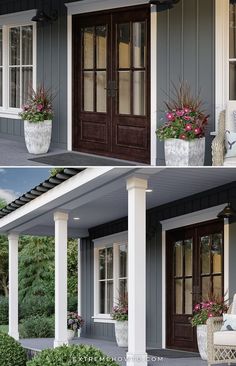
(0, 137, 141, 166)
(20, 337, 212, 366)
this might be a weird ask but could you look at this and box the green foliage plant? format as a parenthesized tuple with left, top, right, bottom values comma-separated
(20, 315, 54, 339)
(0, 296, 8, 324)
(0, 333, 27, 366)
(27, 345, 119, 366)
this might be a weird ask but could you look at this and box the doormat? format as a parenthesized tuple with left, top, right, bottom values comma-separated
(147, 349, 200, 359)
(29, 153, 135, 166)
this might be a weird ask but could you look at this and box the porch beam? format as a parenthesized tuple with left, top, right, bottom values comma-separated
(126, 177, 148, 366)
(8, 233, 19, 340)
(54, 212, 68, 348)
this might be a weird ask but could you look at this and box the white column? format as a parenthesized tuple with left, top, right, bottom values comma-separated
(54, 212, 68, 348)
(8, 233, 19, 340)
(77, 238, 81, 337)
(126, 177, 148, 366)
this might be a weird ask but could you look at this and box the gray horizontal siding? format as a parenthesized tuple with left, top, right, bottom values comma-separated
(81, 181, 236, 347)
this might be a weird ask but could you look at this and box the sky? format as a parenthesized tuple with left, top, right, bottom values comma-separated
(0, 168, 51, 203)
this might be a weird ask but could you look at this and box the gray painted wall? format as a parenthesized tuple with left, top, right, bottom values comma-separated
(229, 222, 236, 299)
(0, 0, 215, 162)
(156, 0, 215, 165)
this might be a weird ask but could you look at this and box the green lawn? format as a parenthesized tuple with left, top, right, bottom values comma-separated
(0, 325, 8, 333)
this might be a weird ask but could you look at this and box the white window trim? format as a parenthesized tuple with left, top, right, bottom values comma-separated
(0, 10, 37, 119)
(161, 204, 229, 349)
(93, 231, 128, 323)
(65, 0, 158, 165)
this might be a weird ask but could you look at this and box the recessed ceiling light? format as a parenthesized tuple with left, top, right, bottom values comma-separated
(73, 217, 80, 221)
(146, 189, 153, 193)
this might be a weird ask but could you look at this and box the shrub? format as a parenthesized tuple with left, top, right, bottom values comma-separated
(0, 296, 8, 324)
(19, 296, 54, 320)
(0, 332, 26, 366)
(27, 344, 119, 366)
(68, 296, 77, 312)
(20, 316, 54, 339)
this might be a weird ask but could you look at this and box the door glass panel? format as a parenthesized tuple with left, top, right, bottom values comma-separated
(201, 236, 210, 274)
(119, 71, 131, 114)
(133, 22, 146, 68)
(96, 26, 107, 69)
(84, 72, 94, 111)
(133, 71, 146, 116)
(185, 278, 192, 315)
(118, 23, 130, 68)
(96, 71, 107, 113)
(229, 61, 236, 100)
(175, 241, 183, 277)
(230, 4, 236, 59)
(107, 247, 113, 279)
(213, 276, 222, 298)
(83, 27, 94, 69)
(175, 279, 183, 314)
(185, 239, 192, 276)
(202, 276, 211, 299)
(212, 233, 222, 273)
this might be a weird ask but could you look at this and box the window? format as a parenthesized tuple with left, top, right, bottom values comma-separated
(0, 11, 36, 118)
(93, 233, 128, 322)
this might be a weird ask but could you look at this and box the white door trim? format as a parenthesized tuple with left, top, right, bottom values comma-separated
(161, 204, 229, 349)
(65, 0, 157, 165)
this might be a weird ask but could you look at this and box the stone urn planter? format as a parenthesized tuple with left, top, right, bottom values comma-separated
(24, 120, 52, 154)
(67, 329, 75, 341)
(164, 138, 205, 166)
(114, 321, 128, 347)
(197, 325, 208, 360)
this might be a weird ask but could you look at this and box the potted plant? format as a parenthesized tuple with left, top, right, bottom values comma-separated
(190, 296, 228, 360)
(67, 312, 84, 341)
(156, 82, 209, 166)
(19, 86, 54, 154)
(111, 293, 128, 347)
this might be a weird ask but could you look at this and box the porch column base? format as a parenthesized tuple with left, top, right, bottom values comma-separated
(8, 331, 19, 341)
(126, 352, 148, 366)
(54, 340, 68, 348)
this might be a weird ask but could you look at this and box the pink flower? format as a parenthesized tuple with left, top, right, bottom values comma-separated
(37, 104, 43, 112)
(180, 134, 187, 140)
(176, 110, 185, 117)
(184, 107, 191, 113)
(184, 116, 192, 121)
(166, 112, 175, 121)
(185, 123, 192, 131)
(194, 304, 200, 311)
(194, 127, 201, 135)
(208, 313, 213, 318)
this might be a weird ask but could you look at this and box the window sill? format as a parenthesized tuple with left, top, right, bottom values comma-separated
(92, 315, 115, 324)
(0, 110, 21, 120)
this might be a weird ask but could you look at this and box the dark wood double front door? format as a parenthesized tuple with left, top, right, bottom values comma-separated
(72, 6, 150, 164)
(166, 220, 224, 352)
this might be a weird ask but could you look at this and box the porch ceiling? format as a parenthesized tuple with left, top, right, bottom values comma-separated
(0, 167, 236, 238)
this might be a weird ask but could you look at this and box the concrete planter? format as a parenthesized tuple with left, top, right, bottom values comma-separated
(67, 329, 75, 341)
(197, 324, 207, 360)
(24, 120, 52, 154)
(115, 321, 128, 347)
(164, 137, 205, 166)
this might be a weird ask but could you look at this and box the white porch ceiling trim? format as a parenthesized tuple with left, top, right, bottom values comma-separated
(160, 203, 227, 231)
(65, 0, 150, 15)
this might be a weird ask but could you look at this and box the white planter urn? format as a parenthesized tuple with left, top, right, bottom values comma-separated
(197, 324, 208, 360)
(67, 329, 75, 341)
(114, 321, 128, 347)
(164, 137, 205, 166)
(24, 120, 52, 154)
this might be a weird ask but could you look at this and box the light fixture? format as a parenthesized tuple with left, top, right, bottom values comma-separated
(146, 189, 153, 193)
(31, 9, 58, 23)
(149, 0, 181, 12)
(73, 217, 80, 221)
(217, 203, 236, 219)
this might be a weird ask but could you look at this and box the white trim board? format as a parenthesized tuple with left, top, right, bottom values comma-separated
(160, 204, 226, 231)
(0, 9, 36, 26)
(66, 0, 157, 165)
(93, 231, 128, 248)
(65, 0, 150, 15)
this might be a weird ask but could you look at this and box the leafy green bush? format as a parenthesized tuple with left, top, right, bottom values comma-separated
(68, 296, 77, 312)
(27, 345, 119, 366)
(20, 316, 54, 339)
(0, 296, 8, 324)
(20, 296, 54, 319)
(0, 332, 26, 366)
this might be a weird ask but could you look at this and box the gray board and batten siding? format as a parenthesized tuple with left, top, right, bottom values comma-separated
(0, 0, 215, 164)
(80, 182, 236, 348)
